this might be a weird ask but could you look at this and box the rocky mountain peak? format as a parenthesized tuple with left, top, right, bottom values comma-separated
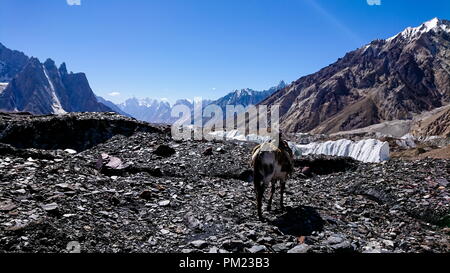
(0, 44, 29, 83)
(175, 98, 194, 107)
(117, 97, 176, 124)
(276, 80, 287, 89)
(43, 58, 56, 68)
(387, 17, 450, 42)
(0, 44, 112, 115)
(59, 62, 68, 75)
(22, 57, 42, 71)
(259, 18, 450, 134)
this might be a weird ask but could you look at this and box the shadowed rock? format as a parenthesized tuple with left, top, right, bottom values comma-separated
(0, 112, 165, 151)
(271, 206, 324, 237)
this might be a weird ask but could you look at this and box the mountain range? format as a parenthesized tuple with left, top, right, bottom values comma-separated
(1, 18, 449, 136)
(0, 42, 285, 124)
(96, 96, 131, 117)
(115, 81, 286, 124)
(260, 18, 450, 135)
(0, 43, 112, 115)
(210, 81, 286, 114)
(118, 97, 184, 124)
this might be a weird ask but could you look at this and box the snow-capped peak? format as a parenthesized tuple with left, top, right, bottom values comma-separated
(121, 97, 172, 108)
(386, 18, 450, 42)
(423, 17, 440, 30)
(234, 88, 257, 97)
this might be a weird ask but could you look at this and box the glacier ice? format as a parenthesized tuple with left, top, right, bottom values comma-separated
(208, 130, 272, 143)
(208, 130, 390, 163)
(395, 134, 417, 149)
(292, 139, 390, 163)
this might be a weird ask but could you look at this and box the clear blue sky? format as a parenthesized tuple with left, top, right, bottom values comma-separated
(1, 0, 449, 103)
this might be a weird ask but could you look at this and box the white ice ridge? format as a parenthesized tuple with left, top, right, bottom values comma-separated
(386, 18, 449, 42)
(208, 130, 272, 143)
(43, 65, 66, 115)
(208, 130, 390, 163)
(292, 139, 390, 163)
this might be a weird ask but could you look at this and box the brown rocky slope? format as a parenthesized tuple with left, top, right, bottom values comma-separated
(260, 18, 450, 134)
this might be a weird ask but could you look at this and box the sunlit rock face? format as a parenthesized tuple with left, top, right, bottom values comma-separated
(0, 44, 112, 115)
(258, 18, 450, 134)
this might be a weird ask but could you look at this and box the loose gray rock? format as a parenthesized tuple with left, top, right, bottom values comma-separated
(190, 240, 208, 249)
(247, 245, 267, 253)
(287, 244, 311, 253)
(158, 200, 170, 207)
(41, 203, 59, 211)
(0, 112, 448, 254)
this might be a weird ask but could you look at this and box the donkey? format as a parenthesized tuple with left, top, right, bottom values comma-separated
(251, 136, 294, 220)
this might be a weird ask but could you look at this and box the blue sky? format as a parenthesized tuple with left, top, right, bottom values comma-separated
(1, 0, 449, 103)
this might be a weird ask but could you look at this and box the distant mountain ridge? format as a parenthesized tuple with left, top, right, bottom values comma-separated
(0, 40, 284, 122)
(118, 97, 172, 124)
(96, 96, 131, 117)
(116, 81, 286, 124)
(210, 80, 286, 113)
(117, 97, 210, 124)
(0, 43, 113, 115)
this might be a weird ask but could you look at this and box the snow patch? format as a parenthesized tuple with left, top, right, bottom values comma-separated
(43, 65, 66, 115)
(362, 44, 371, 52)
(0, 82, 8, 94)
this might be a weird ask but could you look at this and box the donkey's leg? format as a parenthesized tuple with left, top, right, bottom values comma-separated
(267, 180, 276, 211)
(256, 190, 263, 220)
(254, 173, 265, 220)
(280, 179, 286, 211)
(254, 182, 264, 220)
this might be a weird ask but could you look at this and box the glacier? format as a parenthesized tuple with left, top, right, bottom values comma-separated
(395, 134, 417, 149)
(292, 139, 390, 163)
(208, 130, 272, 143)
(208, 130, 390, 163)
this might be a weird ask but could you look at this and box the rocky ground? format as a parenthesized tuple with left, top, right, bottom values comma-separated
(0, 113, 449, 253)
